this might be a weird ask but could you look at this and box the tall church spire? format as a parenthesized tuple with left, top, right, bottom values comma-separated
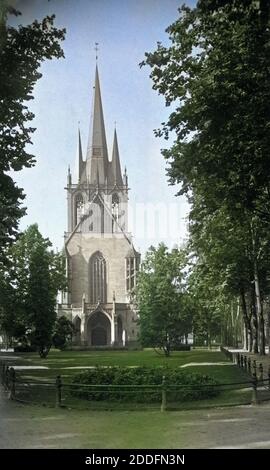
(110, 128, 123, 186)
(86, 65, 108, 185)
(78, 128, 84, 181)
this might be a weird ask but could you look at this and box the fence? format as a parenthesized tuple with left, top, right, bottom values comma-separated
(220, 347, 270, 403)
(220, 345, 234, 361)
(1, 360, 270, 411)
(220, 347, 270, 381)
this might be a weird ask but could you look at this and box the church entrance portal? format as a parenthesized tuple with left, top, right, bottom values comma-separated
(91, 327, 107, 345)
(87, 311, 111, 346)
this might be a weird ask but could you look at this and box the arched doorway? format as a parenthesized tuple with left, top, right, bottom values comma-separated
(87, 311, 111, 346)
(73, 316, 81, 344)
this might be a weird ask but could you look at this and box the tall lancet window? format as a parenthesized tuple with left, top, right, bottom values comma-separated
(89, 251, 107, 304)
(75, 193, 83, 225)
(112, 193, 119, 232)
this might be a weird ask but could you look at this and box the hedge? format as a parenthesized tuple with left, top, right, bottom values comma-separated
(71, 366, 219, 402)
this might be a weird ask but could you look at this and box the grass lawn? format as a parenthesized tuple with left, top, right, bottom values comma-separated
(1, 348, 229, 371)
(0, 348, 253, 409)
(2, 402, 198, 449)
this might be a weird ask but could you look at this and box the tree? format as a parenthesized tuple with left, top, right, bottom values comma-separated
(0, 3, 65, 264)
(142, 0, 270, 218)
(188, 258, 233, 349)
(52, 316, 75, 350)
(188, 198, 253, 350)
(188, 191, 270, 353)
(0, 265, 23, 347)
(142, 0, 270, 354)
(136, 244, 192, 356)
(0, 224, 66, 357)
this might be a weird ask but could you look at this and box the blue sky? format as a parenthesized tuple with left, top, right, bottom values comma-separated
(9, 0, 194, 254)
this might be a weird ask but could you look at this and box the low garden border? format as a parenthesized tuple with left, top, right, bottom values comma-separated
(1, 359, 270, 411)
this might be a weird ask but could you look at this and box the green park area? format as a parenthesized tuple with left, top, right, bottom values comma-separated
(2, 0, 270, 451)
(1, 348, 270, 450)
(1, 348, 253, 410)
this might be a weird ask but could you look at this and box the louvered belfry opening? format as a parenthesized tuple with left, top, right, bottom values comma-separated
(75, 193, 83, 226)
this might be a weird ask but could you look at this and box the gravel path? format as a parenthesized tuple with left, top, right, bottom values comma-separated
(1, 385, 270, 449)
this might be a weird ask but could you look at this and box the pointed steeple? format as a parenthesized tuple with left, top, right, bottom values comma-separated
(86, 65, 108, 184)
(123, 166, 128, 187)
(109, 129, 123, 186)
(96, 165, 100, 188)
(67, 165, 72, 186)
(78, 128, 84, 182)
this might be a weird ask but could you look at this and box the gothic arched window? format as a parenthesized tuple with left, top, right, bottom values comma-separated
(126, 256, 139, 292)
(89, 251, 107, 304)
(112, 193, 119, 204)
(112, 193, 119, 232)
(75, 193, 83, 225)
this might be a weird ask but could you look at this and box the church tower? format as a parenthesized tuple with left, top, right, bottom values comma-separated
(58, 64, 140, 347)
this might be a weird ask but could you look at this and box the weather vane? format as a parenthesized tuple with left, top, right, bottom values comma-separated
(94, 42, 99, 62)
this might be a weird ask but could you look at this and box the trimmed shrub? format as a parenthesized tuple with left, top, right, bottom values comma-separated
(14, 345, 36, 352)
(172, 344, 191, 351)
(71, 366, 219, 403)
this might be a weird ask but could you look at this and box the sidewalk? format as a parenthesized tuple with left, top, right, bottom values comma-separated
(1, 383, 270, 448)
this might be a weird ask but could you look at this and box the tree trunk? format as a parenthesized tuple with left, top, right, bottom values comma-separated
(240, 289, 252, 351)
(243, 323, 248, 351)
(254, 258, 265, 355)
(267, 310, 270, 356)
(251, 306, 259, 353)
(230, 302, 236, 347)
(249, 285, 259, 353)
(208, 328, 212, 350)
(163, 341, 170, 356)
(248, 319, 253, 352)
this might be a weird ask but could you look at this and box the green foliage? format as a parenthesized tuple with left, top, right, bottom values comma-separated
(136, 244, 192, 355)
(52, 316, 75, 350)
(0, 266, 22, 346)
(0, 224, 66, 357)
(71, 366, 219, 403)
(142, 1, 270, 220)
(188, 259, 229, 347)
(142, 1, 270, 355)
(0, 5, 65, 264)
(187, 199, 270, 351)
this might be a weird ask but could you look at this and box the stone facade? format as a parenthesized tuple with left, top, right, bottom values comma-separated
(57, 65, 140, 348)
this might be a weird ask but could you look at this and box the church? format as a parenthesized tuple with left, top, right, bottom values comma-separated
(57, 64, 140, 348)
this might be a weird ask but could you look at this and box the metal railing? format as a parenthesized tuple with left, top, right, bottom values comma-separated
(220, 347, 270, 402)
(1, 359, 270, 411)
